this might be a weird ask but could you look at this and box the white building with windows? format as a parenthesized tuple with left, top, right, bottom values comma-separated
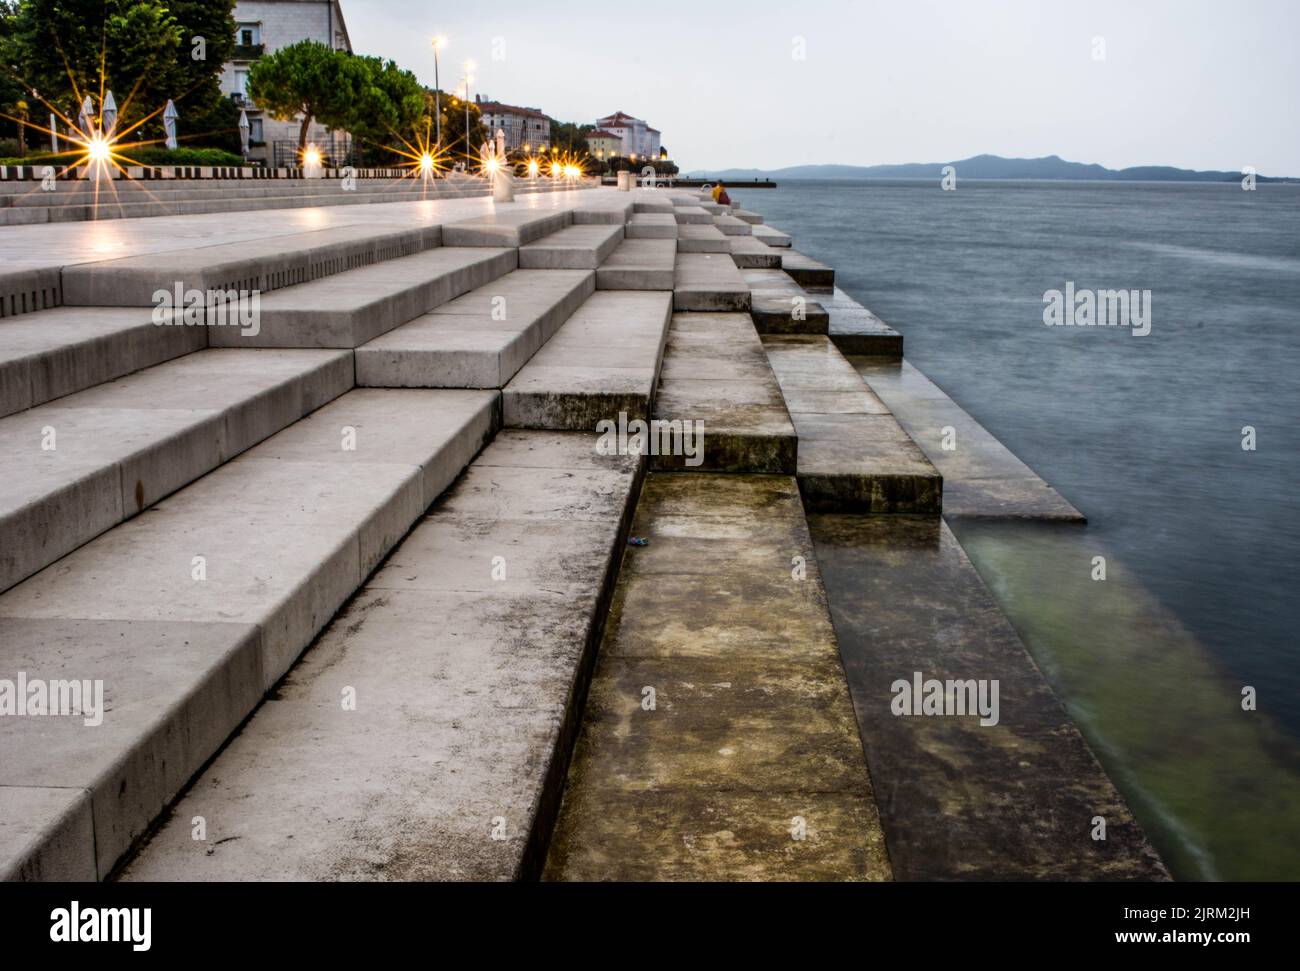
(594, 111, 661, 159)
(220, 0, 352, 165)
(475, 99, 551, 153)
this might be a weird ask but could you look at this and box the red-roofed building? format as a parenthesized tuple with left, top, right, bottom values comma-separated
(586, 130, 623, 159)
(595, 111, 661, 159)
(476, 98, 551, 151)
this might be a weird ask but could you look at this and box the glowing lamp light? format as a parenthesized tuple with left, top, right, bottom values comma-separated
(484, 156, 501, 176)
(419, 152, 435, 176)
(86, 133, 112, 164)
(302, 145, 322, 168)
(527, 159, 540, 178)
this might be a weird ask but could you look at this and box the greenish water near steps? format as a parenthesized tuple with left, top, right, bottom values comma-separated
(734, 180, 1300, 880)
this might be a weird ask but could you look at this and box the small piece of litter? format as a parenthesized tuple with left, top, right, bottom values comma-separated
(628, 536, 649, 547)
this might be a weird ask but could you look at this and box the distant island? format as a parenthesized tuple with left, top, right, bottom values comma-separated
(689, 154, 1295, 183)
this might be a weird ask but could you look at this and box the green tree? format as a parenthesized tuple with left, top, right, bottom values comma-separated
(247, 39, 356, 154)
(347, 56, 425, 166)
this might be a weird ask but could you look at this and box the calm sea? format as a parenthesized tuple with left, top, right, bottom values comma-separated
(732, 179, 1300, 880)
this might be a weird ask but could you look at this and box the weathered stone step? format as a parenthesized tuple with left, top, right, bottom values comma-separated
(824, 288, 903, 357)
(676, 223, 730, 253)
(355, 269, 594, 389)
(672, 206, 712, 225)
(218, 246, 517, 348)
(751, 223, 793, 248)
(781, 249, 835, 289)
(627, 212, 678, 239)
(673, 252, 751, 312)
(743, 268, 828, 334)
(851, 358, 1083, 520)
(632, 196, 675, 214)
(809, 513, 1167, 879)
(0, 347, 352, 594)
(0, 388, 498, 880)
(731, 209, 764, 225)
(519, 223, 623, 269)
(697, 201, 727, 215)
(443, 208, 571, 247)
(62, 223, 443, 307)
(115, 430, 641, 882)
(503, 291, 672, 429)
(0, 306, 204, 419)
(652, 313, 795, 473)
(713, 214, 752, 236)
(544, 473, 891, 881)
(596, 238, 675, 290)
(570, 195, 635, 225)
(762, 335, 942, 512)
(729, 235, 782, 269)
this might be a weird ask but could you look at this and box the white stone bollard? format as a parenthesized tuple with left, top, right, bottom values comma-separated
(617, 170, 631, 191)
(493, 167, 515, 202)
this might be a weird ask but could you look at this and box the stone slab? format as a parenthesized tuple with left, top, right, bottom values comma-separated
(728, 235, 782, 269)
(503, 291, 672, 429)
(626, 213, 678, 239)
(518, 224, 623, 270)
(595, 238, 676, 291)
(442, 207, 571, 246)
(782, 249, 835, 290)
(672, 253, 751, 312)
(118, 431, 641, 882)
(712, 214, 752, 236)
(751, 223, 792, 248)
(676, 223, 730, 254)
(823, 288, 903, 356)
(0, 785, 96, 881)
(672, 206, 712, 225)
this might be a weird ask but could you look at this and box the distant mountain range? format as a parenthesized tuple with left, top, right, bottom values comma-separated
(688, 154, 1294, 183)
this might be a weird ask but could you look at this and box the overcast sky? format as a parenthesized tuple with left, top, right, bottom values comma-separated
(342, 0, 1300, 175)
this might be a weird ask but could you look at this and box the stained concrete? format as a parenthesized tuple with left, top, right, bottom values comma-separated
(652, 313, 795, 473)
(672, 206, 712, 225)
(0, 348, 352, 593)
(442, 208, 571, 247)
(673, 253, 751, 312)
(676, 224, 730, 253)
(595, 238, 676, 290)
(743, 268, 829, 334)
(823, 288, 903, 357)
(544, 473, 891, 882)
(502, 291, 671, 429)
(356, 269, 594, 388)
(0, 306, 206, 419)
(0, 785, 96, 881)
(219, 247, 517, 348)
(852, 358, 1084, 521)
(809, 513, 1169, 880)
(728, 236, 782, 269)
(626, 213, 678, 239)
(713, 214, 752, 236)
(751, 223, 793, 248)
(0, 389, 496, 877)
(119, 431, 641, 881)
(763, 335, 942, 513)
(518, 223, 623, 269)
(781, 250, 835, 290)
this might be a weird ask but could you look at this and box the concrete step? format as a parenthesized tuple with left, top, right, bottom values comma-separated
(672, 206, 712, 225)
(544, 472, 891, 882)
(0, 347, 352, 594)
(355, 269, 595, 389)
(781, 249, 835, 290)
(809, 513, 1167, 879)
(596, 239, 676, 291)
(823, 288, 903, 357)
(503, 291, 672, 429)
(116, 430, 642, 881)
(519, 223, 623, 269)
(218, 246, 517, 348)
(0, 307, 204, 419)
(626, 213, 678, 239)
(0, 388, 498, 880)
(712, 214, 752, 236)
(743, 268, 829, 335)
(851, 359, 1083, 520)
(697, 201, 727, 215)
(443, 208, 571, 247)
(728, 235, 782, 269)
(762, 335, 942, 512)
(632, 196, 675, 214)
(570, 195, 634, 225)
(676, 224, 730, 254)
(652, 313, 795, 473)
(731, 209, 764, 225)
(62, 224, 443, 307)
(673, 252, 751, 312)
(751, 223, 793, 248)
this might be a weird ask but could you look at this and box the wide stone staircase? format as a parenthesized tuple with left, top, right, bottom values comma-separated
(0, 186, 1168, 882)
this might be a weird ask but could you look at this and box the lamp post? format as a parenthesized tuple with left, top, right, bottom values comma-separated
(462, 61, 475, 154)
(431, 36, 445, 146)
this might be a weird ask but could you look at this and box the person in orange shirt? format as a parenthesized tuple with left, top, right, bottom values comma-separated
(712, 181, 732, 206)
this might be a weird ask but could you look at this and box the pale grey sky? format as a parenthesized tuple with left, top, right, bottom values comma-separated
(342, 0, 1300, 175)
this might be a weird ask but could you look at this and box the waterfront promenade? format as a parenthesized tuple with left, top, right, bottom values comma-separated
(0, 179, 1166, 881)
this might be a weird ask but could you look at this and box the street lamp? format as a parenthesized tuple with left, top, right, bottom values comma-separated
(431, 36, 446, 146)
(462, 61, 475, 154)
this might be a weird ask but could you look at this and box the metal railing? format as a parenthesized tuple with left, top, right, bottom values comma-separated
(271, 137, 353, 169)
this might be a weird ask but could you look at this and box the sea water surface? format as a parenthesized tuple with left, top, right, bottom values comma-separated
(730, 179, 1300, 880)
